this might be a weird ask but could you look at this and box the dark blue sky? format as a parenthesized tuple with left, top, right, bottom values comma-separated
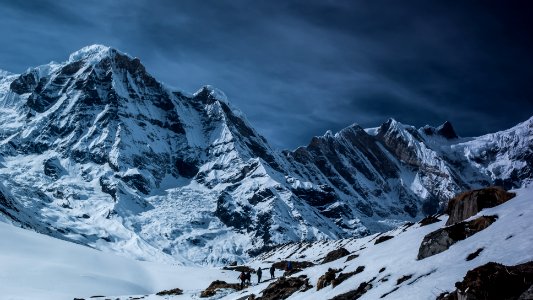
(0, 0, 532, 149)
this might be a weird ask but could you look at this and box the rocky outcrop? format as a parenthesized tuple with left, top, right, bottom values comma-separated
(317, 268, 337, 290)
(419, 214, 441, 226)
(332, 266, 365, 288)
(437, 261, 533, 300)
(200, 280, 242, 297)
(256, 275, 312, 300)
(418, 215, 497, 260)
(374, 235, 394, 244)
(328, 281, 372, 300)
(322, 248, 350, 264)
(156, 287, 183, 296)
(446, 187, 515, 226)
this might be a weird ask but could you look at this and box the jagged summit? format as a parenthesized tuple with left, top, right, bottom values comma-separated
(420, 120, 459, 139)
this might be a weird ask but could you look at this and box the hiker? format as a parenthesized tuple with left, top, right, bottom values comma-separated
(287, 261, 292, 271)
(270, 265, 275, 279)
(257, 267, 262, 284)
(239, 271, 246, 289)
(245, 271, 252, 285)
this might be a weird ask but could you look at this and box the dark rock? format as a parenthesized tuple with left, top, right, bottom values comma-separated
(418, 215, 497, 260)
(345, 254, 359, 262)
(10, 72, 37, 94)
(465, 248, 484, 261)
(379, 267, 386, 273)
(437, 261, 533, 300)
(419, 214, 441, 226)
(436, 121, 458, 139)
(248, 188, 275, 205)
(121, 173, 150, 195)
(99, 176, 117, 200)
(374, 235, 394, 245)
(317, 268, 337, 290)
(446, 187, 515, 226)
(396, 274, 413, 285)
(256, 275, 312, 300)
(332, 266, 365, 288)
(292, 186, 337, 207)
(214, 192, 252, 230)
(328, 281, 372, 300)
(222, 265, 255, 273)
(322, 247, 350, 264)
(200, 280, 241, 297)
(175, 158, 198, 178)
(43, 158, 66, 180)
(156, 288, 183, 296)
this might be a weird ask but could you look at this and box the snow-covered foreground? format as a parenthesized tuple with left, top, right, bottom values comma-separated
(1, 185, 532, 300)
(0, 221, 238, 300)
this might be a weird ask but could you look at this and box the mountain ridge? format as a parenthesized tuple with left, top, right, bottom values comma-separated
(0, 45, 531, 265)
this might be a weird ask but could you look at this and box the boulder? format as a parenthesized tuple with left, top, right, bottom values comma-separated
(437, 261, 533, 300)
(417, 215, 497, 260)
(446, 187, 515, 226)
(200, 280, 241, 298)
(322, 247, 350, 264)
(256, 275, 312, 300)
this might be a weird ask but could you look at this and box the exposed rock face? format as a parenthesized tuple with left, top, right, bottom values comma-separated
(256, 275, 312, 300)
(322, 248, 350, 264)
(437, 261, 533, 300)
(418, 215, 497, 260)
(446, 187, 516, 225)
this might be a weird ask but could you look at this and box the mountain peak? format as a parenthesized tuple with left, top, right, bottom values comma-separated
(436, 121, 458, 139)
(68, 44, 132, 65)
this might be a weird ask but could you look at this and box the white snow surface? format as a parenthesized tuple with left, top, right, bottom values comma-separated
(0, 221, 238, 300)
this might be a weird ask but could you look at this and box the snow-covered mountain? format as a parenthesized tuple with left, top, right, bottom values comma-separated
(0, 45, 531, 265)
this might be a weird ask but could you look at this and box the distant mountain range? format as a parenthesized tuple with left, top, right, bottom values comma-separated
(0, 45, 531, 265)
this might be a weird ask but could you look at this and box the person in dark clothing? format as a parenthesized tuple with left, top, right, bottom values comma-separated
(257, 267, 262, 284)
(287, 261, 292, 271)
(270, 265, 275, 279)
(245, 271, 251, 285)
(239, 271, 246, 289)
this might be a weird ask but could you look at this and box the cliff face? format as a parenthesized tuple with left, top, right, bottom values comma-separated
(0, 45, 531, 265)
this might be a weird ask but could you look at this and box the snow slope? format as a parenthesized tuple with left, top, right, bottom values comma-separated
(1, 185, 531, 299)
(225, 184, 533, 299)
(0, 221, 238, 300)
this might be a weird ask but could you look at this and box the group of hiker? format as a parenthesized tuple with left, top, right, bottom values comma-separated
(238, 261, 293, 289)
